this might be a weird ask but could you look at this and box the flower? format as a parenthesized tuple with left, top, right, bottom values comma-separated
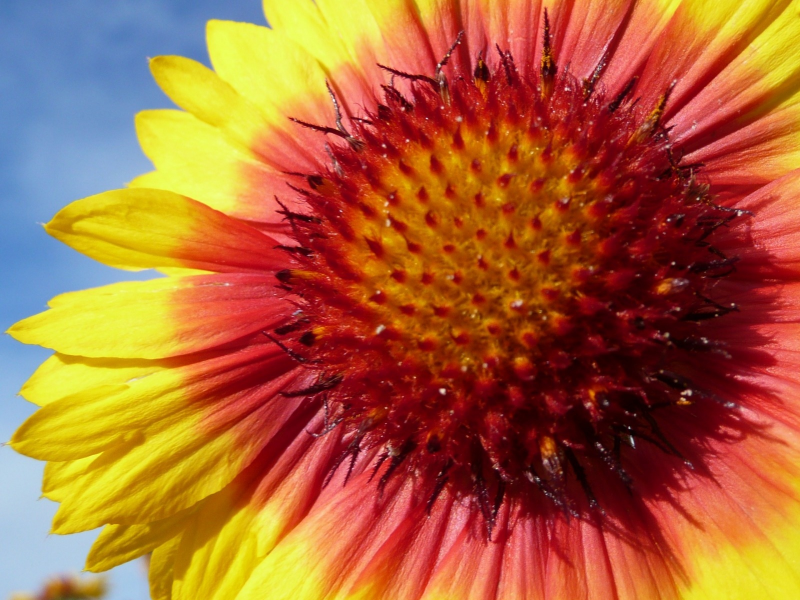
(10, 574, 107, 600)
(9, 0, 800, 598)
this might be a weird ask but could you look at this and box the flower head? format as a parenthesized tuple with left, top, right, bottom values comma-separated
(9, 1, 800, 599)
(10, 574, 107, 600)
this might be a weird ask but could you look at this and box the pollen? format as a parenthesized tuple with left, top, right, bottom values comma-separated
(274, 36, 750, 517)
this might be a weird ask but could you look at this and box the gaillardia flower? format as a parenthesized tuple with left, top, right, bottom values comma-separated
(11, 574, 107, 600)
(9, 0, 800, 598)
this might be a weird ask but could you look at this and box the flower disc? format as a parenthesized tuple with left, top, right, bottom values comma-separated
(274, 45, 753, 517)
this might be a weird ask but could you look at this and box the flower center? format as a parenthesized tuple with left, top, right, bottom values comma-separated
(274, 38, 750, 519)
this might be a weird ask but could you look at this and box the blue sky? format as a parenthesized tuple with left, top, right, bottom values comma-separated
(0, 1, 266, 597)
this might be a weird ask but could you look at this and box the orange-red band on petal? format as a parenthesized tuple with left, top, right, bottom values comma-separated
(45, 188, 292, 273)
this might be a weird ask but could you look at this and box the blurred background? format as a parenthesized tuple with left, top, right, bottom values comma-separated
(0, 1, 265, 598)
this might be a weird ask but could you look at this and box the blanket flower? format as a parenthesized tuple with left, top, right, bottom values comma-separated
(10, 1, 800, 598)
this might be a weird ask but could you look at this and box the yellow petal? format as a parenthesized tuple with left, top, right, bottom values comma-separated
(14, 355, 202, 462)
(639, 0, 788, 115)
(687, 94, 800, 185)
(361, 0, 438, 74)
(13, 386, 136, 460)
(262, 0, 341, 63)
(149, 55, 317, 171)
(262, 0, 382, 108)
(14, 343, 297, 463)
(236, 535, 324, 600)
(21, 353, 162, 407)
(43, 456, 99, 502)
(676, 479, 800, 599)
(150, 536, 181, 600)
(171, 429, 338, 600)
(172, 489, 264, 600)
(207, 20, 332, 125)
(43, 188, 288, 272)
(50, 420, 236, 533)
(48, 361, 301, 531)
(133, 109, 292, 224)
(237, 470, 418, 600)
(9, 275, 290, 359)
(86, 510, 192, 573)
(675, 1, 800, 156)
(150, 55, 276, 150)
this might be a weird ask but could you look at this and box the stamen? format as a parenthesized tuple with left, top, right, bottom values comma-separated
(473, 52, 490, 85)
(436, 31, 464, 76)
(634, 79, 677, 140)
(378, 439, 417, 493)
(381, 84, 414, 112)
(496, 44, 517, 85)
(262, 332, 317, 365)
(274, 317, 310, 336)
(563, 447, 602, 513)
(426, 459, 453, 514)
(307, 394, 345, 438)
(608, 75, 638, 112)
(434, 31, 464, 104)
(378, 64, 438, 87)
(275, 197, 321, 224)
(540, 9, 557, 92)
(290, 84, 365, 153)
(281, 374, 343, 398)
(583, 46, 611, 99)
(325, 80, 365, 151)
